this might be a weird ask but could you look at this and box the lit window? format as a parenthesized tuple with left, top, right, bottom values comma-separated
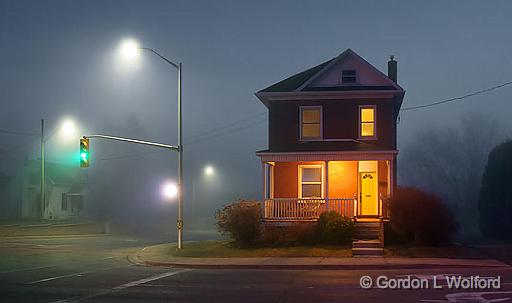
(300, 166, 323, 198)
(300, 107, 321, 140)
(360, 106, 376, 138)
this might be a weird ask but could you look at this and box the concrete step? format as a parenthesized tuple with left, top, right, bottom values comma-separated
(352, 240, 383, 249)
(354, 231, 380, 239)
(352, 247, 384, 257)
(355, 222, 380, 226)
(354, 221, 382, 241)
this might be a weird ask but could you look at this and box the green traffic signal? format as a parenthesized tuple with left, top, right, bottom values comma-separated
(80, 137, 90, 168)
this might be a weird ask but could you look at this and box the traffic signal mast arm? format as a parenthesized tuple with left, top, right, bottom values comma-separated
(83, 134, 179, 151)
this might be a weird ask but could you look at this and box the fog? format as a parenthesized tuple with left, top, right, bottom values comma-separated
(1, 0, 512, 236)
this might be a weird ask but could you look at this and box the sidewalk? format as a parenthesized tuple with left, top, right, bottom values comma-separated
(129, 243, 510, 270)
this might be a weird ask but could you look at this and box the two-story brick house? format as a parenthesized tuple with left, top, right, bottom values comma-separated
(256, 49, 404, 229)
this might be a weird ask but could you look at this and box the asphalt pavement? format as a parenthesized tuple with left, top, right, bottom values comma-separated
(1, 234, 512, 302)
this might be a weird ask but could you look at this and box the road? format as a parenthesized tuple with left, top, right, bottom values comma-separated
(1, 234, 512, 302)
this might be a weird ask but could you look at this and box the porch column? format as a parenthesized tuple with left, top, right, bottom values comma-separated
(262, 161, 267, 201)
(389, 159, 395, 196)
(325, 161, 329, 209)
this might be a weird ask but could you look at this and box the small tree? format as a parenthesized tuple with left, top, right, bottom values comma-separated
(215, 200, 262, 247)
(390, 187, 458, 246)
(479, 140, 512, 239)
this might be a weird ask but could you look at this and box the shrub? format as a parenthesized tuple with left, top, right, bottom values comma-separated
(215, 200, 262, 247)
(260, 223, 316, 246)
(479, 140, 512, 239)
(390, 187, 458, 246)
(314, 211, 354, 245)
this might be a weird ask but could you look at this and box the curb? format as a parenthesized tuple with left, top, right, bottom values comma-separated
(127, 249, 509, 271)
(136, 260, 509, 270)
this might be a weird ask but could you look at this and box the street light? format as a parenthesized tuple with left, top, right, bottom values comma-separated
(120, 38, 140, 60)
(204, 165, 215, 177)
(118, 38, 184, 249)
(162, 181, 178, 200)
(61, 119, 76, 137)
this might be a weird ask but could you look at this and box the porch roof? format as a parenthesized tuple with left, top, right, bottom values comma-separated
(256, 150, 397, 162)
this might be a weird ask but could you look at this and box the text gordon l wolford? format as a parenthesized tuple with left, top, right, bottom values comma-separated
(359, 275, 501, 290)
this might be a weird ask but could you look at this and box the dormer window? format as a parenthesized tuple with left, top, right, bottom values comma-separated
(341, 70, 356, 83)
(300, 106, 322, 140)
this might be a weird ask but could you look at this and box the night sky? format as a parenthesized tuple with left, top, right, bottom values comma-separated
(1, 0, 512, 230)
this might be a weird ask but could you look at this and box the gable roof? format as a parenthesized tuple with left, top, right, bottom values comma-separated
(258, 49, 403, 94)
(259, 58, 335, 93)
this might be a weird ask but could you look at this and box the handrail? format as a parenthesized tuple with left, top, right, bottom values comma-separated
(264, 198, 356, 221)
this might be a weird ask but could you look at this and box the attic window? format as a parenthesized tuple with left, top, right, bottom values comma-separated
(341, 70, 356, 83)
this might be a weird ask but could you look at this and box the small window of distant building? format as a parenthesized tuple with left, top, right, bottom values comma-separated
(300, 106, 322, 140)
(359, 105, 376, 139)
(61, 193, 68, 211)
(299, 165, 323, 198)
(342, 70, 356, 83)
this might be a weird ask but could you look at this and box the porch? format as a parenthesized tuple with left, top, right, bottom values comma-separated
(258, 152, 396, 222)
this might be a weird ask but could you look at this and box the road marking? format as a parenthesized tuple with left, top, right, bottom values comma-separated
(0, 264, 56, 274)
(112, 269, 192, 290)
(27, 261, 132, 284)
(422, 291, 512, 302)
(28, 271, 89, 284)
(51, 268, 193, 303)
(0, 256, 118, 275)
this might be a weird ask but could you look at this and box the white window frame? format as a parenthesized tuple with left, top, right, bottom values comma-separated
(298, 164, 324, 199)
(299, 106, 323, 141)
(358, 105, 377, 140)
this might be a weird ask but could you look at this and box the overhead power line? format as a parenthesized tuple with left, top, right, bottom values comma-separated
(0, 129, 39, 136)
(401, 80, 512, 111)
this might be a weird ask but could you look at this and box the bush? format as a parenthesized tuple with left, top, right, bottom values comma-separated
(260, 223, 316, 246)
(390, 187, 458, 246)
(215, 200, 262, 247)
(479, 140, 512, 239)
(314, 211, 354, 245)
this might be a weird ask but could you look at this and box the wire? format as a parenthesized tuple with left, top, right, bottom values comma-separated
(0, 129, 39, 136)
(401, 80, 512, 111)
(185, 112, 266, 141)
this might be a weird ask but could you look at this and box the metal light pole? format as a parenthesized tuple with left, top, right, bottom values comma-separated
(177, 62, 183, 249)
(40, 119, 45, 220)
(139, 47, 184, 249)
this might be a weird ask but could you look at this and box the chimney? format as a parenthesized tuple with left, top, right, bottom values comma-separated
(388, 55, 397, 83)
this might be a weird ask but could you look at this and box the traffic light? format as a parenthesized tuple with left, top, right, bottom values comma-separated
(80, 137, 90, 168)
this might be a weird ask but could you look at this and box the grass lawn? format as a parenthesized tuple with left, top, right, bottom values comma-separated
(169, 240, 352, 258)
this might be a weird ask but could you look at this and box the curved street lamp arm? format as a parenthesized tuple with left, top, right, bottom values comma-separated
(140, 47, 180, 69)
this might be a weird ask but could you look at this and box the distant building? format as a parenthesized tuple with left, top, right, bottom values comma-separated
(19, 160, 86, 219)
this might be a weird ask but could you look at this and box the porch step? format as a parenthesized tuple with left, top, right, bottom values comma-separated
(352, 240, 384, 257)
(352, 240, 384, 249)
(354, 222, 381, 240)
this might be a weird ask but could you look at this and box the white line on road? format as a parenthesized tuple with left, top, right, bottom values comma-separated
(0, 256, 117, 275)
(112, 269, 192, 290)
(51, 268, 193, 303)
(28, 263, 134, 284)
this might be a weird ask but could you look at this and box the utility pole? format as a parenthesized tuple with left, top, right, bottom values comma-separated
(177, 62, 183, 249)
(40, 119, 45, 220)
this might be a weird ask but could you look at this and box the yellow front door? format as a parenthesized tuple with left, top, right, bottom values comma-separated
(360, 172, 377, 216)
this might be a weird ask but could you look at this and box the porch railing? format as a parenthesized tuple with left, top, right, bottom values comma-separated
(264, 198, 356, 221)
